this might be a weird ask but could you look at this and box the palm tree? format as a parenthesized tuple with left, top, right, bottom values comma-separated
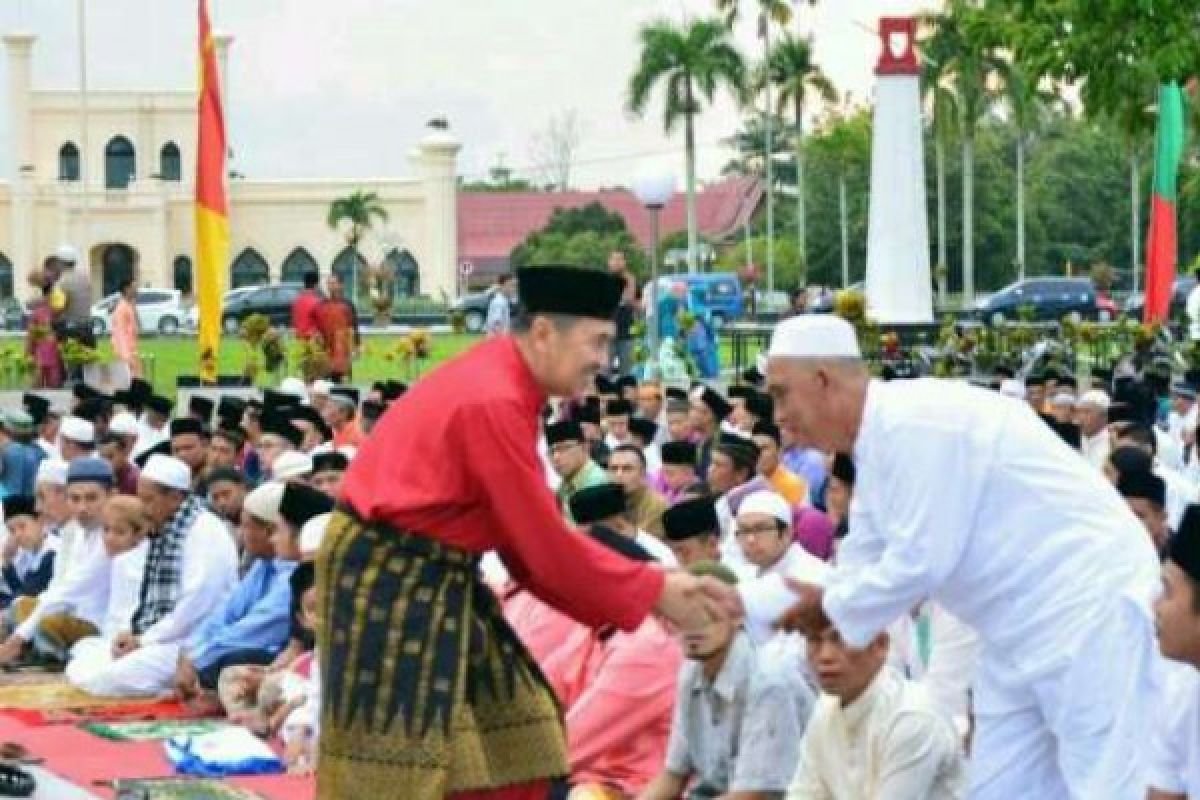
(629, 18, 747, 273)
(765, 32, 837, 284)
(326, 190, 389, 305)
(919, 1, 1002, 306)
(919, 27, 959, 307)
(1000, 60, 1060, 281)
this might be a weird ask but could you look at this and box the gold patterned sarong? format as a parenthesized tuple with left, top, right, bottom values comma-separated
(316, 509, 568, 799)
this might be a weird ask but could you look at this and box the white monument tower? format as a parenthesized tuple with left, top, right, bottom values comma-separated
(865, 18, 933, 324)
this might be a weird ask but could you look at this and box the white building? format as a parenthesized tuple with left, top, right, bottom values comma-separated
(0, 30, 461, 303)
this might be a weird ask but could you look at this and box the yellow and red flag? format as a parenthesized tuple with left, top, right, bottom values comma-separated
(195, 0, 228, 382)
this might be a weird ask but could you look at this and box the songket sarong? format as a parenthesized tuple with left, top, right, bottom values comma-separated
(316, 508, 568, 799)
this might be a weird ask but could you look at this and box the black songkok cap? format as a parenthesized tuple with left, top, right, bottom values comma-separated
(189, 396, 215, 424)
(1117, 469, 1166, 508)
(330, 386, 360, 409)
(262, 389, 298, 415)
(727, 386, 755, 402)
(663, 497, 719, 541)
(569, 482, 627, 525)
(1, 495, 36, 520)
(617, 375, 638, 391)
(147, 395, 174, 416)
(312, 451, 350, 474)
(691, 386, 733, 421)
(660, 441, 697, 467)
(741, 365, 764, 387)
(279, 482, 334, 529)
(605, 399, 633, 417)
(260, 412, 303, 448)
(629, 417, 658, 443)
(170, 417, 208, 438)
(595, 374, 617, 395)
(133, 439, 172, 469)
(715, 432, 759, 470)
(517, 266, 624, 321)
(588, 524, 653, 563)
(72, 383, 100, 401)
(545, 420, 584, 447)
(665, 387, 688, 404)
(831, 453, 856, 486)
(289, 406, 332, 442)
(751, 420, 781, 445)
(361, 401, 386, 423)
(75, 396, 111, 424)
(217, 396, 247, 422)
(744, 392, 774, 422)
(1168, 504, 1200, 582)
(129, 378, 154, 405)
(382, 381, 407, 401)
(22, 393, 49, 426)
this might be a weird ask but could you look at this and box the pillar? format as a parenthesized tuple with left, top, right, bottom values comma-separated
(864, 18, 933, 324)
(414, 127, 461, 301)
(213, 32, 234, 163)
(5, 32, 37, 290)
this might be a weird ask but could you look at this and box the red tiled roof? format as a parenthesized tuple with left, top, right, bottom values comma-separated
(457, 176, 763, 273)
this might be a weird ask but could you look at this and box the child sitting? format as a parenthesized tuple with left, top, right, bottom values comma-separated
(0, 496, 57, 609)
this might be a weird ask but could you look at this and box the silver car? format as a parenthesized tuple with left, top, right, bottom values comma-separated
(92, 288, 187, 335)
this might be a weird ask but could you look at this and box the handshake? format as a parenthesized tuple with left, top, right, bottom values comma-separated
(651, 568, 828, 636)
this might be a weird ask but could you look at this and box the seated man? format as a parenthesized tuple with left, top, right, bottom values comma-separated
(569, 482, 677, 567)
(734, 490, 827, 584)
(0, 496, 57, 609)
(173, 490, 298, 711)
(310, 451, 349, 498)
(662, 497, 721, 568)
(548, 420, 610, 521)
(205, 467, 247, 540)
(1116, 468, 1170, 554)
(789, 604, 966, 799)
(1148, 505, 1200, 799)
(0, 457, 114, 666)
(606, 446, 668, 540)
(751, 422, 808, 509)
(639, 562, 803, 800)
(66, 455, 238, 696)
(654, 441, 699, 503)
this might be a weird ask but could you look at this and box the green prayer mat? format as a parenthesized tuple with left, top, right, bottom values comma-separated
(83, 718, 232, 742)
(113, 777, 265, 799)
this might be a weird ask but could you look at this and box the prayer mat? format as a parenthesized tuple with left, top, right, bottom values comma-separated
(3, 698, 212, 726)
(111, 777, 266, 799)
(84, 719, 231, 742)
(0, 681, 137, 711)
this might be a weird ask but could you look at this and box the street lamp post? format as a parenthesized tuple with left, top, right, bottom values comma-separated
(632, 171, 676, 380)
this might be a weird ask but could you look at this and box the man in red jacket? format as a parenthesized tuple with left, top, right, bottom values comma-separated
(290, 271, 321, 340)
(321, 266, 737, 800)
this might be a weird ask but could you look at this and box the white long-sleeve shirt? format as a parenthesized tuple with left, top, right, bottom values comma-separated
(787, 666, 966, 800)
(16, 522, 110, 641)
(1148, 660, 1200, 796)
(137, 510, 238, 647)
(814, 380, 1160, 712)
(101, 541, 148, 639)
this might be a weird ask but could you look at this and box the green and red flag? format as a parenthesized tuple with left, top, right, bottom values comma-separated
(1143, 83, 1186, 324)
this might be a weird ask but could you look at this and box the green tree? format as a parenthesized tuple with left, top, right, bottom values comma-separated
(509, 203, 647, 276)
(920, 23, 960, 305)
(805, 108, 872, 288)
(764, 32, 838, 282)
(716, 235, 803, 291)
(326, 190, 389, 303)
(629, 17, 747, 274)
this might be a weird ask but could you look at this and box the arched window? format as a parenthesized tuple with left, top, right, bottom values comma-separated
(0, 253, 12, 299)
(101, 244, 136, 296)
(104, 136, 136, 189)
(230, 248, 269, 289)
(173, 256, 193, 294)
(332, 247, 366, 295)
(58, 143, 80, 182)
(281, 248, 319, 284)
(160, 142, 182, 182)
(385, 249, 420, 297)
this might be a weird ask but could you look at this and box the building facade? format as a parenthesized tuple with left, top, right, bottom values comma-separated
(0, 31, 461, 304)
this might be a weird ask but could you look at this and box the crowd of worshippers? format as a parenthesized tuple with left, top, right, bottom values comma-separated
(7, 355, 1200, 796)
(0, 375, 403, 774)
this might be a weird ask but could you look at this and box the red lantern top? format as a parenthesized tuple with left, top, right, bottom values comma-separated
(875, 17, 920, 77)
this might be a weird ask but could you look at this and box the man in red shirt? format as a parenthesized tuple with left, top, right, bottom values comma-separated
(290, 271, 322, 340)
(322, 266, 737, 800)
(313, 273, 360, 380)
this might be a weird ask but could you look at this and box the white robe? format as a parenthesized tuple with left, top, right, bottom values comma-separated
(747, 379, 1160, 800)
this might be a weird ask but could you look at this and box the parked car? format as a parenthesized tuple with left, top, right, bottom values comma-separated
(452, 289, 516, 334)
(974, 277, 1109, 324)
(92, 288, 187, 335)
(221, 283, 305, 333)
(1123, 277, 1198, 320)
(184, 286, 258, 331)
(0, 297, 27, 331)
(653, 273, 744, 327)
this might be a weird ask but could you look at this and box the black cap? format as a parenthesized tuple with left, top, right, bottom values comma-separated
(575, 399, 601, 425)
(288, 406, 332, 442)
(663, 497, 719, 541)
(75, 396, 111, 424)
(715, 432, 759, 470)
(217, 396, 247, 422)
(831, 453, 856, 486)
(517, 266, 624, 320)
(545, 420, 584, 447)
(744, 392, 773, 422)
(22, 393, 50, 426)
(133, 439, 172, 469)
(692, 386, 733, 421)
(629, 417, 658, 444)
(204, 466, 245, 487)
(1168, 505, 1200, 582)
(664, 387, 688, 404)
(750, 420, 781, 445)
(587, 524, 653, 563)
(330, 386, 360, 408)
(147, 395, 174, 416)
(741, 365, 764, 387)
(569, 482, 627, 524)
(72, 383, 100, 401)
(361, 400, 386, 422)
(262, 389, 299, 415)
(382, 381, 407, 401)
(188, 396, 215, 424)
(605, 399, 633, 417)
(312, 451, 349, 474)
(1117, 469, 1166, 508)
(260, 412, 303, 448)
(279, 483, 334, 529)
(595, 375, 617, 395)
(616, 375, 638, 391)
(170, 417, 208, 438)
(1, 495, 36, 520)
(727, 386, 755, 402)
(660, 441, 697, 467)
(129, 378, 154, 405)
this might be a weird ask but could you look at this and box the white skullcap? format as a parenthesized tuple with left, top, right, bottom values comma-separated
(279, 377, 308, 402)
(300, 512, 331, 556)
(35, 459, 69, 487)
(272, 451, 313, 481)
(142, 454, 191, 491)
(1049, 391, 1076, 408)
(310, 380, 333, 397)
(244, 481, 285, 522)
(767, 315, 861, 360)
(1077, 389, 1110, 410)
(60, 415, 95, 444)
(999, 379, 1026, 400)
(55, 243, 77, 264)
(109, 412, 140, 438)
(338, 445, 357, 461)
(737, 490, 793, 526)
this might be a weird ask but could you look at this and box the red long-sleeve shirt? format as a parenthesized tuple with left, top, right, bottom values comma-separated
(291, 290, 322, 339)
(341, 336, 664, 632)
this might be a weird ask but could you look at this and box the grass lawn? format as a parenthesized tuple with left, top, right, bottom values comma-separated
(93, 333, 482, 396)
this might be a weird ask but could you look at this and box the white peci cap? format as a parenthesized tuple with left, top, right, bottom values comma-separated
(1077, 389, 1111, 410)
(272, 451, 313, 481)
(244, 481, 286, 522)
(768, 315, 861, 361)
(55, 244, 78, 264)
(109, 412, 140, 438)
(142, 454, 191, 492)
(310, 380, 334, 397)
(279, 377, 308, 402)
(35, 459, 69, 487)
(736, 490, 793, 527)
(300, 512, 331, 556)
(60, 415, 95, 444)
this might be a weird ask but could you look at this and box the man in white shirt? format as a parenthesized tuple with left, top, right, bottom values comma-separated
(1169, 383, 1199, 454)
(1187, 278, 1200, 342)
(65, 455, 237, 697)
(483, 274, 515, 338)
(1076, 389, 1111, 470)
(1113, 422, 1197, 531)
(1148, 505, 1200, 798)
(0, 457, 114, 665)
(735, 490, 827, 585)
(759, 315, 1161, 800)
(788, 611, 966, 799)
